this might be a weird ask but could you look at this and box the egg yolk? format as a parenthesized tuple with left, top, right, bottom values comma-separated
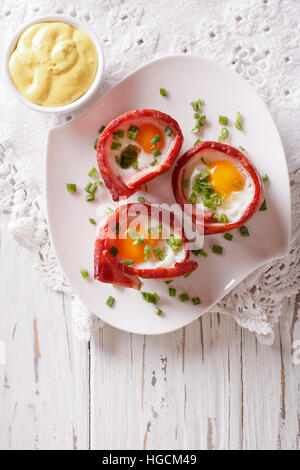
(136, 124, 164, 154)
(209, 160, 245, 198)
(113, 225, 160, 265)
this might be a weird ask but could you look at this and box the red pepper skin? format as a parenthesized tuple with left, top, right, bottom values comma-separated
(172, 141, 265, 235)
(94, 203, 198, 289)
(97, 109, 183, 201)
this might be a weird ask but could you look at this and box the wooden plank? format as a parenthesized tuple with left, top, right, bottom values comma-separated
(0, 213, 90, 450)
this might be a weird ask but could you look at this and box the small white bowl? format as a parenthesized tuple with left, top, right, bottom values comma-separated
(5, 15, 104, 114)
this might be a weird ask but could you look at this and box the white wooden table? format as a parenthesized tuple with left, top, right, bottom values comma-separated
(0, 209, 299, 450)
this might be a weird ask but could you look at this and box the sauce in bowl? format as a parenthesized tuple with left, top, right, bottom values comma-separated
(8, 21, 98, 107)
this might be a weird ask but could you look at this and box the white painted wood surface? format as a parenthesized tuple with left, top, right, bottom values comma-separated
(0, 210, 299, 450)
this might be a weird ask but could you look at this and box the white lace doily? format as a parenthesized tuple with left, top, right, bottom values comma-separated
(1, 0, 299, 344)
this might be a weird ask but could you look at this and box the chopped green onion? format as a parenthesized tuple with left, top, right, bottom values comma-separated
(238, 146, 246, 152)
(164, 126, 173, 136)
(113, 222, 120, 235)
(89, 183, 98, 194)
(123, 260, 134, 265)
(190, 99, 204, 111)
(94, 138, 98, 149)
(118, 145, 138, 169)
(191, 248, 208, 257)
(201, 157, 211, 166)
(155, 307, 162, 316)
(212, 244, 223, 255)
(179, 293, 190, 302)
(224, 233, 233, 241)
(128, 229, 139, 239)
(144, 243, 152, 260)
(198, 115, 206, 126)
(86, 194, 95, 202)
(137, 196, 146, 203)
(113, 129, 124, 140)
(183, 179, 189, 188)
(150, 159, 158, 166)
(169, 287, 176, 297)
(213, 213, 228, 223)
(192, 297, 201, 305)
(219, 115, 228, 126)
(263, 174, 269, 183)
(127, 125, 139, 140)
(194, 112, 200, 119)
(221, 128, 229, 139)
(106, 207, 114, 216)
(164, 280, 173, 284)
(111, 142, 122, 151)
(184, 272, 192, 278)
(141, 292, 160, 304)
(110, 246, 119, 256)
(189, 192, 197, 204)
(88, 167, 98, 178)
(115, 155, 121, 165)
(80, 269, 89, 279)
(232, 179, 243, 189)
(151, 134, 162, 146)
(85, 181, 93, 193)
(106, 296, 115, 308)
(66, 183, 77, 193)
(235, 112, 243, 131)
(160, 88, 167, 96)
(89, 218, 96, 225)
(154, 246, 163, 257)
(132, 161, 138, 170)
(218, 136, 226, 143)
(260, 199, 267, 211)
(152, 148, 161, 157)
(240, 225, 250, 237)
(99, 125, 106, 134)
(167, 234, 182, 251)
(133, 236, 145, 245)
(194, 139, 201, 146)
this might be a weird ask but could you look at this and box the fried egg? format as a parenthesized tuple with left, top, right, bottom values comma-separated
(183, 150, 255, 223)
(112, 214, 185, 269)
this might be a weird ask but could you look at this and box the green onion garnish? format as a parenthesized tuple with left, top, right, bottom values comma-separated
(113, 129, 125, 140)
(263, 174, 269, 183)
(192, 297, 201, 305)
(89, 218, 96, 225)
(194, 112, 200, 119)
(184, 272, 192, 278)
(141, 292, 160, 304)
(238, 146, 246, 152)
(213, 213, 228, 223)
(127, 125, 139, 140)
(212, 244, 223, 255)
(154, 246, 163, 257)
(155, 307, 162, 316)
(219, 115, 228, 126)
(118, 145, 138, 169)
(194, 139, 201, 146)
(88, 167, 98, 178)
(123, 260, 134, 265)
(160, 88, 167, 96)
(183, 179, 189, 188)
(80, 269, 89, 279)
(137, 196, 146, 203)
(235, 112, 243, 131)
(106, 296, 115, 308)
(169, 287, 176, 297)
(151, 134, 162, 146)
(218, 136, 226, 143)
(232, 179, 243, 189)
(150, 159, 158, 166)
(99, 125, 106, 134)
(189, 192, 197, 204)
(106, 207, 114, 216)
(66, 183, 77, 193)
(164, 280, 173, 284)
(221, 128, 229, 139)
(198, 115, 206, 126)
(190, 99, 204, 112)
(224, 233, 233, 241)
(85, 181, 93, 193)
(110, 246, 119, 256)
(239, 225, 250, 237)
(167, 234, 182, 251)
(113, 222, 120, 235)
(164, 126, 173, 136)
(179, 293, 190, 302)
(86, 194, 95, 202)
(94, 138, 98, 149)
(152, 148, 161, 157)
(111, 142, 122, 151)
(144, 243, 152, 260)
(201, 157, 211, 166)
(89, 183, 98, 194)
(260, 199, 267, 211)
(132, 161, 138, 170)
(191, 248, 208, 257)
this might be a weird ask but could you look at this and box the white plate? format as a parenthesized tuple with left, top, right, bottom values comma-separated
(46, 55, 291, 335)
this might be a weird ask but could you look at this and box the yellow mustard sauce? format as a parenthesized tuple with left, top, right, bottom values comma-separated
(8, 21, 98, 107)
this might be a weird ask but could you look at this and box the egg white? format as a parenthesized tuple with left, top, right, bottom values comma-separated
(183, 150, 255, 223)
